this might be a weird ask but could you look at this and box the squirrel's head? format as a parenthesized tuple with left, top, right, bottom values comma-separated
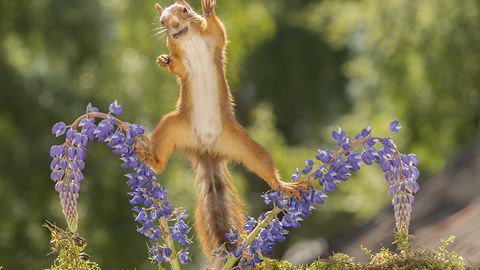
(156, 1, 201, 41)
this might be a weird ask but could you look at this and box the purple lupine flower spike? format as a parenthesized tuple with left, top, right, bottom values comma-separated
(51, 101, 192, 267)
(223, 121, 419, 268)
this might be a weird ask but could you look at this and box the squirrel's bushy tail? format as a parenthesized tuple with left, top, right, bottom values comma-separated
(192, 152, 245, 267)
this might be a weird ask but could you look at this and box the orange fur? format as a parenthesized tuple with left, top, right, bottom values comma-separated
(138, 0, 310, 267)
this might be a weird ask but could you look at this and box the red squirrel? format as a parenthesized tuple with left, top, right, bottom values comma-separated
(137, 0, 311, 266)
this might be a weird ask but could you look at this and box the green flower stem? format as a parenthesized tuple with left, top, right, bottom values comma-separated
(151, 179, 181, 270)
(222, 206, 283, 270)
(159, 215, 182, 270)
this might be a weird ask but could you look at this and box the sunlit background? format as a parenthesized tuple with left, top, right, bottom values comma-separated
(1, 0, 479, 269)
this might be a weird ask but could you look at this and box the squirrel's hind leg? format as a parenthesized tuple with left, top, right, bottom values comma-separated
(220, 124, 311, 199)
(136, 145, 170, 175)
(137, 113, 190, 174)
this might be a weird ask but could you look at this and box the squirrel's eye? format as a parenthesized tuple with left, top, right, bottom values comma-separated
(183, 7, 187, 13)
(161, 21, 165, 26)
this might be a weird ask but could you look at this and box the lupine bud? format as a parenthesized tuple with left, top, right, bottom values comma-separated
(52, 122, 66, 137)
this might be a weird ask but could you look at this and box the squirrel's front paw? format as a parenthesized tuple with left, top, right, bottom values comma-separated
(202, 0, 215, 18)
(157, 54, 173, 67)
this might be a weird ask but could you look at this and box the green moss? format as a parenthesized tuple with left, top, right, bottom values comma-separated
(254, 233, 473, 270)
(44, 221, 101, 270)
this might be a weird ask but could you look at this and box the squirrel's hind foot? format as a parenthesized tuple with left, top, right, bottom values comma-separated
(279, 181, 312, 201)
(135, 144, 167, 174)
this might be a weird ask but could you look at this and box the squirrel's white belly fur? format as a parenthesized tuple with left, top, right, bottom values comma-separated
(181, 33, 222, 147)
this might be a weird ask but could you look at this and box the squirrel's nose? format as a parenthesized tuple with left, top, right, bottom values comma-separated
(172, 17, 180, 28)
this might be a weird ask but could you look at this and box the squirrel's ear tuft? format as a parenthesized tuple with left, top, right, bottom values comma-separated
(155, 3, 164, 15)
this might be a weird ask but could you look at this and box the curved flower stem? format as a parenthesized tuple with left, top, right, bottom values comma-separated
(222, 207, 282, 270)
(68, 112, 133, 133)
(335, 136, 395, 160)
(67, 112, 145, 146)
(323, 136, 402, 166)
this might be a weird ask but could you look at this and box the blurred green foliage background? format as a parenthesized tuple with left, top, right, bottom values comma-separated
(0, 0, 479, 269)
